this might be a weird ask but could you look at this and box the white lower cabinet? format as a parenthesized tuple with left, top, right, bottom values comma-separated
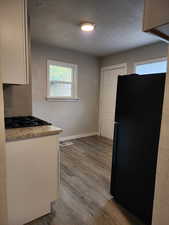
(6, 135, 60, 225)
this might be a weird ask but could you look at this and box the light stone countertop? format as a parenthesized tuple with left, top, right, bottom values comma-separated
(6, 125, 63, 142)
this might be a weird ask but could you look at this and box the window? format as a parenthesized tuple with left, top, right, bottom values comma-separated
(47, 60, 78, 100)
(135, 58, 167, 75)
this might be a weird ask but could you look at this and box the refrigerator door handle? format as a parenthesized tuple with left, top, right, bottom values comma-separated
(111, 121, 119, 195)
(113, 121, 118, 124)
(113, 121, 118, 162)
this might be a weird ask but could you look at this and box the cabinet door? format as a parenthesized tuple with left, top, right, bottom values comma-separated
(6, 135, 59, 225)
(1, 0, 29, 84)
(143, 0, 169, 42)
(144, 0, 169, 31)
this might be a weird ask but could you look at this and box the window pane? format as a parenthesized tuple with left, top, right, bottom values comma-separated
(49, 82, 72, 97)
(136, 60, 167, 75)
(49, 65, 72, 82)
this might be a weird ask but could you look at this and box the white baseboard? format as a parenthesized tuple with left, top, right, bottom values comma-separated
(60, 132, 100, 142)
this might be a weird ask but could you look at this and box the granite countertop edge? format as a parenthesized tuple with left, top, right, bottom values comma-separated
(6, 125, 63, 142)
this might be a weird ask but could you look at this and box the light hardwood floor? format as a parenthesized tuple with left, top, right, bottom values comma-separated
(27, 136, 143, 225)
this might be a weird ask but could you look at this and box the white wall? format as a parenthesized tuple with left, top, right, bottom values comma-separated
(0, 26, 8, 223)
(3, 84, 32, 117)
(31, 42, 100, 138)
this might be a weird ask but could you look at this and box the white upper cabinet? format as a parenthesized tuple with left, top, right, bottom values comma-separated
(1, 0, 29, 84)
(143, 0, 169, 42)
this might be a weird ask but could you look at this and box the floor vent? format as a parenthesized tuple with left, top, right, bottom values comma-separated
(60, 141, 74, 147)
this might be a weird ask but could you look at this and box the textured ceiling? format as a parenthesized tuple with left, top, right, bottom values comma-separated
(28, 0, 159, 56)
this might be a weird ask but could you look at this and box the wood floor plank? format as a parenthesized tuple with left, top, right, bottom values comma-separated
(27, 136, 143, 225)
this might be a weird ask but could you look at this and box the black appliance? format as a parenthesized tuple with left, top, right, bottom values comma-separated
(111, 73, 166, 225)
(5, 116, 51, 129)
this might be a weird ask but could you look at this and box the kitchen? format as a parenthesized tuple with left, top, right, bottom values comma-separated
(0, 0, 169, 225)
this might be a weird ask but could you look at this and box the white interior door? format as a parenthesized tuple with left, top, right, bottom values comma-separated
(99, 65, 127, 140)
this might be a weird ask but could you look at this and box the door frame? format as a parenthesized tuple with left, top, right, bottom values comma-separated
(99, 63, 127, 137)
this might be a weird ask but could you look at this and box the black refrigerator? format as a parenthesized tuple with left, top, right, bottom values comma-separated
(111, 73, 166, 225)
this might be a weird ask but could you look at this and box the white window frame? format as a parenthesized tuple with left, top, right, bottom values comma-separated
(134, 57, 167, 74)
(47, 59, 78, 101)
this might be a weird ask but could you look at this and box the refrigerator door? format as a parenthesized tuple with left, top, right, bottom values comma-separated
(111, 74, 165, 225)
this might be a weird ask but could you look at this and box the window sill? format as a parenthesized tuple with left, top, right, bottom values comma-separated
(46, 97, 80, 102)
